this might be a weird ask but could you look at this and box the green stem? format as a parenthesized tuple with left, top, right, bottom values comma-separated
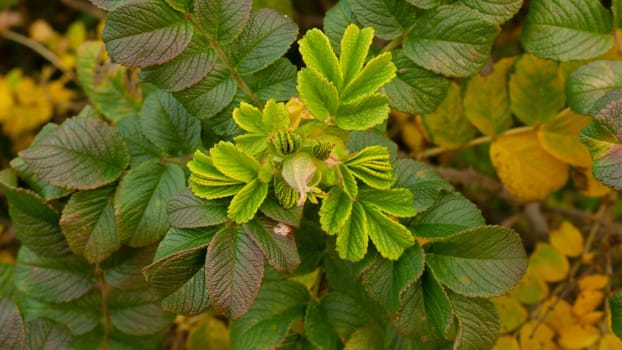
(414, 125, 534, 159)
(1, 30, 73, 77)
(380, 29, 409, 53)
(96, 264, 112, 350)
(187, 16, 263, 109)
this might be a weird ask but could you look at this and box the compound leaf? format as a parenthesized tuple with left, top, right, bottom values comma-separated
(193, 0, 252, 44)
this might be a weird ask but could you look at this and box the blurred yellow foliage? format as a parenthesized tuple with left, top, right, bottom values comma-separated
(0, 69, 74, 152)
(549, 221, 584, 258)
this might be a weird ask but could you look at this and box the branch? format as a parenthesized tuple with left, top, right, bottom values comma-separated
(0, 30, 73, 77)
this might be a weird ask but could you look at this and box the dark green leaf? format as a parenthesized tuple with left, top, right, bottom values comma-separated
(304, 301, 341, 350)
(228, 8, 298, 75)
(0, 180, 70, 257)
(566, 60, 622, 115)
(259, 197, 303, 228)
(323, 0, 357, 54)
(115, 161, 186, 247)
(20, 291, 101, 335)
(173, 64, 237, 119)
(0, 299, 23, 350)
(349, 0, 417, 40)
(10, 157, 71, 202)
(205, 226, 264, 319)
(103, 0, 193, 67)
(60, 184, 120, 264)
(140, 90, 201, 155)
(102, 246, 157, 291)
(360, 244, 425, 313)
(385, 50, 449, 115)
(19, 117, 130, 190)
(0, 264, 17, 301)
(320, 292, 373, 340)
(24, 318, 72, 350)
(165, 0, 192, 12)
(403, 5, 500, 77)
(193, 0, 252, 44)
(521, 0, 613, 61)
(244, 219, 300, 273)
(245, 58, 297, 102)
(344, 325, 385, 350)
(15, 247, 95, 303)
(115, 116, 162, 167)
(393, 159, 453, 213)
(580, 91, 622, 190)
(458, 0, 522, 24)
(449, 292, 499, 350)
(141, 34, 216, 92)
(230, 281, 309, 350)
(108, 289, 174, 336)
(425, 226, 527, 297)
(408, 191, 484, 239)
(609, 290, 622, 339)
(168, 189, 228, 228)
(161, 267, 210, 315)
(144, 227, 214, 297)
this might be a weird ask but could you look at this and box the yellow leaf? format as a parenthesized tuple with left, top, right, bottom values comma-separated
(0, 78, 13, 123)
(582, 251, 596, 264)
(519, 320, 557, 350)
(578, 275, 609, 291)
(558, 324, 600, 349)
(186, 315, 230, 350)
(540, 297, 575, 333)
(578, 311, 604, 326)
(573, 169, 612, 198)
(401, 122, 425, 153)
(286, 97, 312, 130)
(530, 243, 569, 282)
(598, 334, 622, 350)
(510, 266, 549, 304)
(0, 251, 15, 264)
(537, 108, 592, 168)
(29, 19, 57, 44)
(66, 21, 86, 51)
(493, 296, 528, 334)
(572, 290, 604, 317)
(549, 221, 584, 257)
(490, 131, 569, 202)
(492, 335, 520, 350)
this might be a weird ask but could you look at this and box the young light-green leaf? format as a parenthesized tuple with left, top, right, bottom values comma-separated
(340, 52, 396, 103)
(102, 0, 193, 67)
(297, 67, 340, 121)
(19, 117, 130, 190)
(363, 204, 414, 260)
(403, 5, 500, 77)
(339, 24, 374, 86)
(520, 0, 613, 61)
(320, 187, 353, 235)
(336, 202, 369, 262)
(335, 93, 391, 131)
(358, 188, 417, 218)
(210, 141, 260, 183)
(298, 28, 342, 88)
(227, 179, 269, 224)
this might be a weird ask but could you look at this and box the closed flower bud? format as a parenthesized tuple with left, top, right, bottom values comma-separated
(312, 141, 334, 161)
(273, 176, 300, 209)
(271, 129, 301, 156)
